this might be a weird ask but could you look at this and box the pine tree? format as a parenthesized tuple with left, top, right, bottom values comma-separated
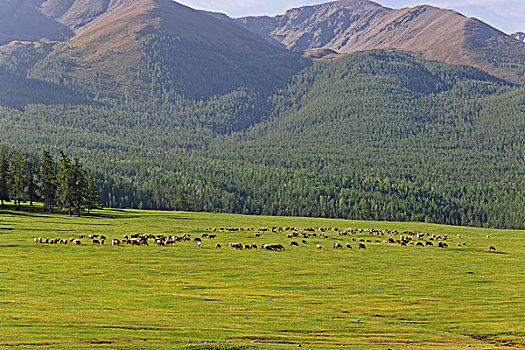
(85, 175, 100, 214)
(172, 191, 193, 211)
(26, 160, 40, 206)
(71, 158, 87, 217)
(0, 151, 9, 207)
(40, 150, 57, 211)
(10, 153, 27, 210)
(57, 152, 73, 216)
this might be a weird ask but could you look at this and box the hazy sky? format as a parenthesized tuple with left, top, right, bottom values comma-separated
(178, 0, 524, 34)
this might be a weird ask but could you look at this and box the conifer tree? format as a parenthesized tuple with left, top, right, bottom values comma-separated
(85, 176, 100, 214)
(26, 160, 40, 206)
(57, 152, 74, 216)
(71, 158, 87, 217)
(10, 153, 27, 210)
(40, 150, 57, 211)
(0, 151, 9, 207)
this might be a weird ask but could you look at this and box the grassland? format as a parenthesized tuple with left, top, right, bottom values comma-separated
(0, 206, 523, 349)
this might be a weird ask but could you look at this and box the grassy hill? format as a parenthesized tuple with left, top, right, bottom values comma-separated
(0, 207, 523, 349)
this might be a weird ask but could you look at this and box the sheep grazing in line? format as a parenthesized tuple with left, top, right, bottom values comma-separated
(333, 243, 343, 249)
(92, 239, 101, 245)
(358, 243, 366, 250)
(301, 240, 308, 244)
(290, 241, 299, 246)
(112, 239, 120, 246)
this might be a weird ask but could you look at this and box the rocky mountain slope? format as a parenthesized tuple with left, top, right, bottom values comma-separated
(1, 0, 306, 99)
(512, 32, 525, 43)
(238, 0, 525, 84)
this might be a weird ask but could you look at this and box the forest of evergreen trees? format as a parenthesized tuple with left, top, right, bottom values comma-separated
(0, 50, 523, 229)
(0, 146, 98, 216)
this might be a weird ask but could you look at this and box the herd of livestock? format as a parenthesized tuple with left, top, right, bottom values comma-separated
(33, 226, 497, 251)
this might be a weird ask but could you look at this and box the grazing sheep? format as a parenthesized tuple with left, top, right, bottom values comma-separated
(489, 246, 496, 251)
(358, 243, 366, 250)
(346, 244, 352, 249)
(486, 235, 491, 239)
(333, 243, 343, 249)
(290, 241, 299, 246)
(197, 242, 202, 248)
(316, 245, 324, 250)
(73, 239, 81, 245)
(92, 239, 100, 245)
(426, 242, 433, 246)
(208, 235, 217, 239)
(301, 240, 308, 244)
(215, 243, 222, 249)
(112, 239, 120, 246)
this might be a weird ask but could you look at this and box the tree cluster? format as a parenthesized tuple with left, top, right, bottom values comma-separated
(0, 147, 98, 216)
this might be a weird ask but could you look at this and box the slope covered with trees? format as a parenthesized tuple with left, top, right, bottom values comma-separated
(0, 51, 523, 228)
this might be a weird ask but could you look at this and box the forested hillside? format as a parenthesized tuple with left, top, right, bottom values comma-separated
(1, 51, 523, 229)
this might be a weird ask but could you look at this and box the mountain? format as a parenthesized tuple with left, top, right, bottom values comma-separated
(238, 0, 525, 84)
(513, 32, 525, 42)
(1, 50, 523, 228)
(0, 0, 73, 45)
(0, 1, 524, 229)
(2, 0, 307, 99)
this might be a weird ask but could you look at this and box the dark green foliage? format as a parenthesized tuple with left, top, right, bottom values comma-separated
(40, 150, 57, 211)
(25, 159, 39, 206)
(57, 152, 74, 216)
(172, 191, 193, 212)
(0, 150, 9, 206)
(0, 50, 523, 228)
(9, 153, 27, 210)
(141, 35, 307, 100)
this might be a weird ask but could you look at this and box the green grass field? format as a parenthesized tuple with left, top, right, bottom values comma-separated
(0, 206, 523, 349)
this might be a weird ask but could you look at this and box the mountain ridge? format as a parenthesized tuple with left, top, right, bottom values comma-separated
(238, 0, 525, 84)
(512, 32, 525, 43)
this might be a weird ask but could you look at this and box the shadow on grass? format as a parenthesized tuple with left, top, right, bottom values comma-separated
(0, 210, 56, 218)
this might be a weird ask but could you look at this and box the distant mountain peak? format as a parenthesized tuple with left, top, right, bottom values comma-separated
(512, 32, 525, 42)
(238, 1, 525, 84)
